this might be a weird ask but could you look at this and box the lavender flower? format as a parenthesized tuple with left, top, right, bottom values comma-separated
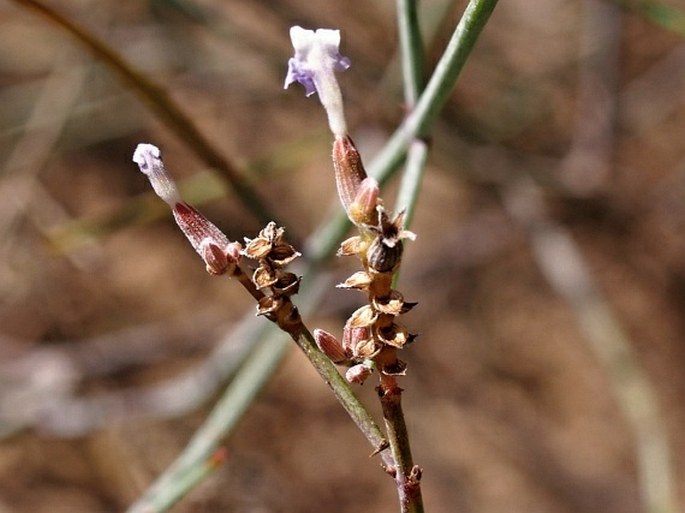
(284, 26, 350, 136)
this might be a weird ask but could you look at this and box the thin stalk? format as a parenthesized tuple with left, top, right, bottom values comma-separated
(380, 375, 423, 513)
(127, 331, 288, 513)
(294, 326, 393, 467)
(397, 0, 425, 107)
(614, 0, 685, 36)
(11, 0, 278, 227)
(395, 0, 430, 227)
(371, 0, 499, 180)
(127, 266, 392, 513)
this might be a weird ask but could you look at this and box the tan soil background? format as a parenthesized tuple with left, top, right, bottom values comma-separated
(0, 0, 684, 512)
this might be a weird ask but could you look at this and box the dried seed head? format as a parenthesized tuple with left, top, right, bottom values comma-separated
(371, 290, 407, 316)
(257, 295, 281, 317)
(252, 264, 278, 289)
(273, 272, 301, 296)
(352, 336, 381, 359)
(347, 305, 378, 329)
(337, 236, 367, 257)
(374, 322, 410, 349)
(332, 135, 367, 216)
(346, 363, 374, 385)
(367, 236, 403, 273)
(380, 358, 407, 376)
(243, 222, 300, 266)
(337, 271, 372, 291)
(313, 328, 349, 364)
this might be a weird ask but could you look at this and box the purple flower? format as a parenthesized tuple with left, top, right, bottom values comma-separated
(284, 26, 350, 136)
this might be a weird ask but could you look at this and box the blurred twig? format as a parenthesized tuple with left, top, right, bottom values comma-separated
(560, 0, 621, 195)
(10, 0, 279, 227)
(0, 49, 96, 273)
(501, 177, 679, 513)
(614, 0, 685, 37)
(0, 311, 230, 438)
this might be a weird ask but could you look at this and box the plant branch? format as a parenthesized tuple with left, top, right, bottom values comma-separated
(126, 1, 501, 509)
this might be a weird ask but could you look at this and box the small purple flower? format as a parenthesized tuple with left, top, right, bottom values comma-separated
(284, 26, 350, 136)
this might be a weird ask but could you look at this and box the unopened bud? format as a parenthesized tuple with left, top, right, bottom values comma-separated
(347, 177, 379, 226)
(313, 328, 349, 364)
(332, 135, 367, 217)
(200, 240, 242, 275)
(346, 363, 374, 385)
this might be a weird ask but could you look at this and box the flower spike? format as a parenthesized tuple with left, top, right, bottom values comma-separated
(284, 26, 350, 136)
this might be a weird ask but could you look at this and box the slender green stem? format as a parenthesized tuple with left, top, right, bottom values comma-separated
(370, 0, 499, 183)
(395, 0, 430, 228)
(127, 330, 288, 513)
(397, 0, 425, 107)
(380, 376, 423, 513)
(294, 326, 393, 468)
(12, 0, 279, 227)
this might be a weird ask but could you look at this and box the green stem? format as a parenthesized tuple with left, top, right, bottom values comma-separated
(395, 0, 430, 228)
(370, 0, 499, 183)
(12, 0, 279, 227)
(380, 377, 423, 513)
(127, 330, 288, 513)
(397, 0, 425, 106)
(294, 326, 393, 468)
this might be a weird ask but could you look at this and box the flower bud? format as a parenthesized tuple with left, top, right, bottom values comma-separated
(346, 363, 374, 385)
(347, 177, 379, 226)
(332, 135, 367, 216)
(173, 202, 232, 261)
(133, 144, 242, 275)
(313, 328, 349, 364)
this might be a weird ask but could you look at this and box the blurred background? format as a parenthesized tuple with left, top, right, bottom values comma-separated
(0, 0, 684, 512)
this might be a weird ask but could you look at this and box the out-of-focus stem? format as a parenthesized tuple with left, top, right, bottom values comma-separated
(11, 0, 278, 227)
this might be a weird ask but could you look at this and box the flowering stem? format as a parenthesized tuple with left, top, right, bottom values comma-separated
(370, 4, 429, 513)
(293, 325, 393, 468)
